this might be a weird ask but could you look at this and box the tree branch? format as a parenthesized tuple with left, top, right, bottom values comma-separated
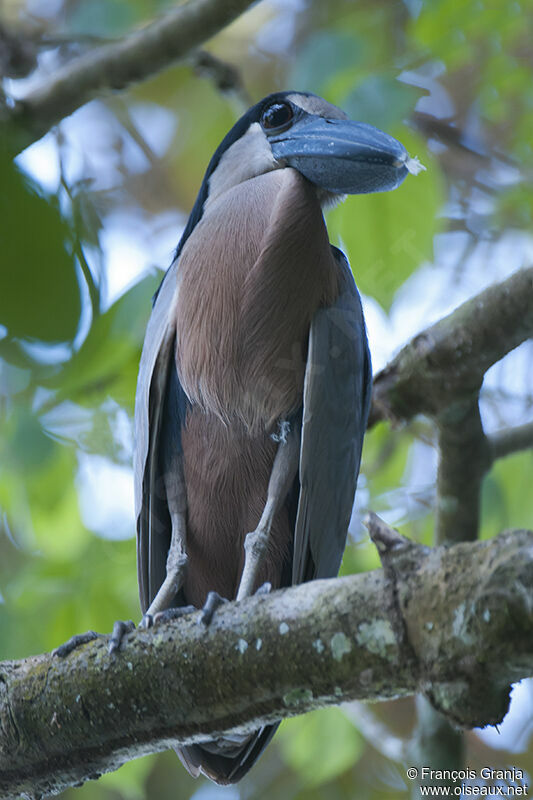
(368, 269, 533, 543)
(369, 266, 533, 427)
(367, 268, 533, 780)
(1, 526, 532, 798)
(435, 398, 492, 543)
(190, 49, 252, 107)
(489, 421, 533, 461)
(408, 695, 465, 794)
(3, 0, 258, 154)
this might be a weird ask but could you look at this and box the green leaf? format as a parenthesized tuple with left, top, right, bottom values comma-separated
(279, 708, 363, 787)
(50, 272, 160, 410)
(95, 755, 153, 800)
(0, 157, 81, 343)
(326, 129, 444, 310)
(481, 451, 533, 541)
(495, 183, 533, 228)
(67, 0, 138, 37)
(343, 75, 421, 131)
(289, 31, 369, 96)
(5, 407, 55, 471)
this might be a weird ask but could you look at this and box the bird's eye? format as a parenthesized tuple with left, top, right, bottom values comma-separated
(261, 102, 294, 131)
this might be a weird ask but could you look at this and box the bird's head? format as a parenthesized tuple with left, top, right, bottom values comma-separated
(175, 91, 423, 259)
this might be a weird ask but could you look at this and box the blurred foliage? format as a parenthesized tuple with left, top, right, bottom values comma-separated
(0, 155, 81, 342)
(328, 129, 443, 309)
(481, 450, 533, 540)
(52, 272, 160, 411)
(1, 0, 533, 798)
(278, 708, 364, 787)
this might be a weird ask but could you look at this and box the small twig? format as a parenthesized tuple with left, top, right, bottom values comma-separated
(0, 22, 38, 78)
(190, 49, 251, 108)
(59, 175, 101, 318)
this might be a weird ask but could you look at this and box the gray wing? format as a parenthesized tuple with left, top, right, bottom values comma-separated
(134, 265, 183, 613)
(292, 248, 372, 583)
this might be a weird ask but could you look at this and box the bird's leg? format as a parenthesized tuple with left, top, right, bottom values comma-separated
(141, 523, 188, 625)
(236, 420, 300, 602)
(58, 465, 191, 657)
(141, 463, 190, 627)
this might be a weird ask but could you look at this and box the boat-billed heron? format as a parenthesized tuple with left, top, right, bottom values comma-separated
(135, 91, 418, 783)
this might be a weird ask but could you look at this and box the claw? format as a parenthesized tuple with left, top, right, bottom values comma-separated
(53, 631, 100, 658)
(200, 591, 227, 625)
(108, 620, 135, 654)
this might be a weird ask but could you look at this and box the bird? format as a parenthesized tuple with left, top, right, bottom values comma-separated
(134, 90, 414, 784)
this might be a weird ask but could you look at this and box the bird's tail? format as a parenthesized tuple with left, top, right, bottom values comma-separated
(175, 723, 279, 784)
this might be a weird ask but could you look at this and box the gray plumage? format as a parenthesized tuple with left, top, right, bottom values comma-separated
(293, 249, 371, 584)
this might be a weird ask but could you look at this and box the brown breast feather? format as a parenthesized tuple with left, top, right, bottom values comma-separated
(173, 167, 340, 605)
(174, 167, 339, 434)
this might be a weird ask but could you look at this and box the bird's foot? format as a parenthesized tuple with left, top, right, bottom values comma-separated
(53, 620, 135, 658)
(56, 583, 272, 659)
(140, 594, 226, 629)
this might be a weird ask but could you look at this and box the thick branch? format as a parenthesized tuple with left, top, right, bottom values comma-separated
(1, 528, 532, 798)
(430, 398, 492, 773)
(408, 695, 464, 794)
(435, 398, 492, 543)
(369, 266, 533, 427)
(3, 0, 257, 153)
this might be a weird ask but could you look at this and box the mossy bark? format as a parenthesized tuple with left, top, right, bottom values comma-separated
(1, 526, 532, 798)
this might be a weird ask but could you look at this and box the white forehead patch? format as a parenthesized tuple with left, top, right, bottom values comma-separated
(286, 93, 347, 120)
(205, 122, 277, 208)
